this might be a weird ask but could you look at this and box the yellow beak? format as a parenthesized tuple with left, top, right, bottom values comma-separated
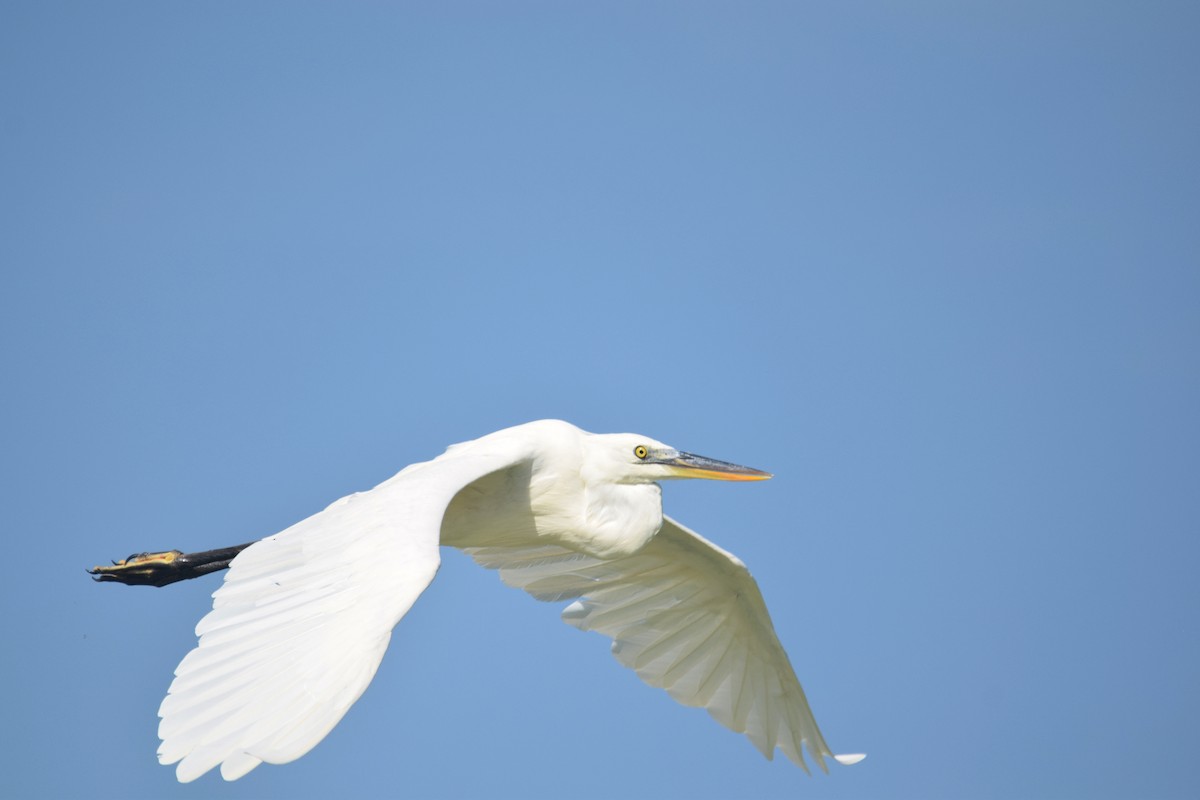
(659, 451, 772, 481)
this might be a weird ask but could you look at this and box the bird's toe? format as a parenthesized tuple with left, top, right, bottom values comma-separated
(88, 550, 185, 587)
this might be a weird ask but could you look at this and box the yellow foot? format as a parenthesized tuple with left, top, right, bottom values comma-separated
(88, 550, 186, 586)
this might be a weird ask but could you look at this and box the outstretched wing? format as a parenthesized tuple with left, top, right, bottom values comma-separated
(158, 438, 533, 783)
(462, 516, 862, 773)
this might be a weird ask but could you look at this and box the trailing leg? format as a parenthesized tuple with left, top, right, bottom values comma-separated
(88, 542, 255, 587)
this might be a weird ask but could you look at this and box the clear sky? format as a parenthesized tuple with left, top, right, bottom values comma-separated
(2, 3, 1197, 799)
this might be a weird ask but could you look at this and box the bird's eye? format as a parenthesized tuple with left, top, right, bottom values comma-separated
(634, 445, 649, 460)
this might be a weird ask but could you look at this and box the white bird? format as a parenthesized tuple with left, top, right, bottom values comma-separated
(91, 420, 863, 782)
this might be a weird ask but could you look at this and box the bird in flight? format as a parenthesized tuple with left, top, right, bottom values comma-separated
(90, 420, 863, 782)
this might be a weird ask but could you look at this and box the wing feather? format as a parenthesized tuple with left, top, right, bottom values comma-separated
(159, 437, 533, 782)
(463, 515, 852, 773)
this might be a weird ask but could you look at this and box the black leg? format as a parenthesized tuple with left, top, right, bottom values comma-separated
(88, 542, 256, 587)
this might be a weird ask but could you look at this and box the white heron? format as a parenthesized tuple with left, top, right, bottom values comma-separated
(91, 420, 863, 782)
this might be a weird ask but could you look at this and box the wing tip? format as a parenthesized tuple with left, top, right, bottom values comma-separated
(834, 753, 867, 766)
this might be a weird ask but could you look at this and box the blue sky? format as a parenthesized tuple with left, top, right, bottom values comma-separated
(2, 3, 1197, 798)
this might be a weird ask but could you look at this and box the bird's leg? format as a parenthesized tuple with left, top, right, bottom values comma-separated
(88, 542, 255, 587)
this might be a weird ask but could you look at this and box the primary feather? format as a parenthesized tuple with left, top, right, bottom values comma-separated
(158, 434, 534, 782)
(464, 518, 843, 773)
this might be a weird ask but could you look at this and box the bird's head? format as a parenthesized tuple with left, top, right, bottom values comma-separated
(585, 432, 773, 485)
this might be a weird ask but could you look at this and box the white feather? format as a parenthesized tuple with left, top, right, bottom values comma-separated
(464, 517, 852, 774)
(157, 433, 534, 782)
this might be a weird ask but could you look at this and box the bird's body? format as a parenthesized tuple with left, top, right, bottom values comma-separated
(442, 420, 664, 558)
(93, 420, 863, 782)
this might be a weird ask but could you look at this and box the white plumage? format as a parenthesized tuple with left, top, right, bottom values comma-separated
(151, 420, 862, 781)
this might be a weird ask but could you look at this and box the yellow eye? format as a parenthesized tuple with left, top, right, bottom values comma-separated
(634, 445, 649, 460)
